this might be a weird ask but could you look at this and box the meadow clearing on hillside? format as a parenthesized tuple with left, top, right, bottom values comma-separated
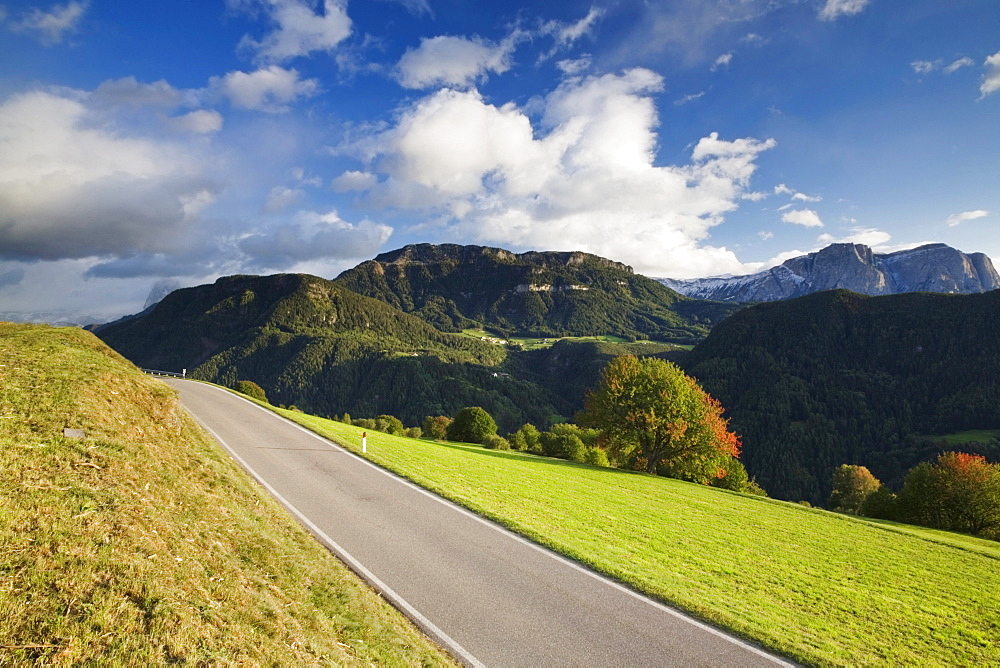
(275, 408, 1000, 667)
(0, 323, 453, 665)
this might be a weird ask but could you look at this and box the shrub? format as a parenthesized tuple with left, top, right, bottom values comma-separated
(404, 427, 422, 439)
(711, 457, 750, 492)
(234, 380, 268, 403)
(482, 434, 511, 450)
(352, 418, 376, 430)
(422, 415, 452, 440)
(446, 407, 498, 444)
(585, 447, 610, 467)
(541, 432, 586, 462)
(375, 414, 405, 436)
(548, 423, 600, 448)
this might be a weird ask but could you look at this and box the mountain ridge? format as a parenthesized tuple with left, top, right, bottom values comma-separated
(335, 243, 740, 343)
(661, 243, 1000, 302)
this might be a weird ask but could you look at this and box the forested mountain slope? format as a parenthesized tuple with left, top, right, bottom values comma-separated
(683, 289, 1000, 504)
(95, 273, 571, 430)
(335, 244, 740, 343)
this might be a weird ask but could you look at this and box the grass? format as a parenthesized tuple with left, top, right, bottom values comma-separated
(927, 429, 1000, 445)
(460, 327, 681, 350)
(0, 323, 454, 666)
(271, 410, 1000, 667)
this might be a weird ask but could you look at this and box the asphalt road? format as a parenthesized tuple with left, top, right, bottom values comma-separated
(167, 378, 793, 667)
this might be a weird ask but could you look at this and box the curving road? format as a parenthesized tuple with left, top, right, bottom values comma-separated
(167, 379, 793, 667)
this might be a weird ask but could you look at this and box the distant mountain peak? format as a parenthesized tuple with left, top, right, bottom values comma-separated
(661, 243, 999, 302)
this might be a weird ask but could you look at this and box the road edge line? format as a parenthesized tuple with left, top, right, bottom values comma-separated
(185, 380, 794, 667)
(182, 401, 485, 668)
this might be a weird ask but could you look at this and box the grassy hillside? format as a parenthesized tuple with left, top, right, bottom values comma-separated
(683, 289, 1000, 504)
(94, 272, 697, 432)
(271, 409, 1000, 667)
(335, 243, 741, 343)
(94, 273, 576, 431)
(0, 323, 453, 665)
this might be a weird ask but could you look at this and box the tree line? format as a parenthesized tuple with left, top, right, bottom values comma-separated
(828, 456, 1000, 540)
(285, 356, 767, 497)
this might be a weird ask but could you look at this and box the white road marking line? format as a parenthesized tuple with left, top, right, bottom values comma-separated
(183, 400, 485, 668)
(185, 380, 795, 666)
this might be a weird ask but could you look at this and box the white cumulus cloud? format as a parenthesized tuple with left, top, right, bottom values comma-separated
(211, 66, 318, 112)
(980, 51, 1000, 98)
(710, 52, 733, 71)
(239, 0, 351, 63)
(168, 109, 224, 134)
(395, 34, 519, 89)
(782, 209, 825, 228)
(331, 170, 378, 192)
(11, 0, 87, 45)
(336, 68, 776, 278)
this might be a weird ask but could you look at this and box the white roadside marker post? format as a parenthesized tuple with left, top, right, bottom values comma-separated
(362, 431, 367, 454)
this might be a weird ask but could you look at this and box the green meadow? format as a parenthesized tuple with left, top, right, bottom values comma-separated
(0, 324, 453, 666)
(460, 327, 686, 351)
(277, 409, 1000, 667)
(929, 429, 1000, 446)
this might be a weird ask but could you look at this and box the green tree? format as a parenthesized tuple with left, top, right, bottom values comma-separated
(828, 465, 882, 514)
(898, 452, 1000, 538)
(579, 355, 741, 475)
(423, 415, 451, 440)
(375, 414, 404, 436)
(447, 407, 498, 444)
(513, 423, 541, 453)
(234, 380, 268, 403)
(860, 485, 898, 520)
(710, 457, 750, 492)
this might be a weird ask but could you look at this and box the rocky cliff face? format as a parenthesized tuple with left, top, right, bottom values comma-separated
(661, 243, 1000, 302)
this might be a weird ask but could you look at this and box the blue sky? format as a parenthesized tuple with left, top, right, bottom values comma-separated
(1, 0, 998, 321)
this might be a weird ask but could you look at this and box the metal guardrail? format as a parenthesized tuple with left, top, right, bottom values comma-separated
(142, 368, 187, 378)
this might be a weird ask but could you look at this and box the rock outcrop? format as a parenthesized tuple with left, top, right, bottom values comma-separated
(661, 243, 1000, 302)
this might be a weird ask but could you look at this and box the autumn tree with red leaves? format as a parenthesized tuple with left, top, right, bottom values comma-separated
(579, 355, 741, 479)
(898, 451, 1000, 538)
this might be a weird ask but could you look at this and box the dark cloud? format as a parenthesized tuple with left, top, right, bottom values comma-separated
(0, 174, 221, 262)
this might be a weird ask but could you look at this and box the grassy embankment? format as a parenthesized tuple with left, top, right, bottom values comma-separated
(0, 323, 453, 665)
(274, 410, 1000, 667)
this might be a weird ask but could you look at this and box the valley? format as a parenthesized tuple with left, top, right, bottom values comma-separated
(4, 322, 999, 665)
(92, 242, 1000, 507)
